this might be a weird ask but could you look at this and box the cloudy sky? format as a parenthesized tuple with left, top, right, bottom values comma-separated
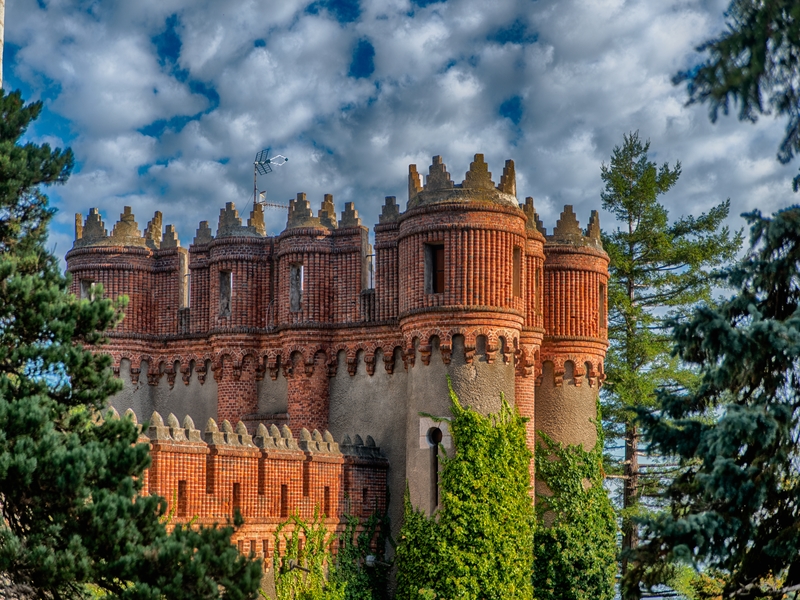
(4, 0, 799, 259)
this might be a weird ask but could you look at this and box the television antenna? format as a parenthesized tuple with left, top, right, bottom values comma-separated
(253, 149, 289, 209)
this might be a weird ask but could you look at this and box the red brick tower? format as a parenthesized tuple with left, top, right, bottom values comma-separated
(274, 193, 372, 435)
(204, 202, 270, 423)
(398, 154, 527, 365)
(67, 206, 188, 364)
(516, 197, 547, 483)
(535, 206, 608, 459)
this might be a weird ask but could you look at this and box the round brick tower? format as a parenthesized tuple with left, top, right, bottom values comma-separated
(535, 206, 608, 458)
(204, 202, 269, 423)
(67, 206, 189, 339)
(274, 192, 338, 434)
(397, 155, 532, 512)
(516, 197, 547, 483)
(273, 192, 370, 435)
(398, 154, 527, 407)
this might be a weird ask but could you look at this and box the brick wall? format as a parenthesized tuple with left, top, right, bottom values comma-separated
(139, 411, 387, 548)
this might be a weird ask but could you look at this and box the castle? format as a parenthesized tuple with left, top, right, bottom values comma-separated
(66, 153, 608, 557)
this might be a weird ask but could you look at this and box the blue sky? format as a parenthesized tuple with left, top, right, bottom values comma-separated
(4, 0, 798, 259)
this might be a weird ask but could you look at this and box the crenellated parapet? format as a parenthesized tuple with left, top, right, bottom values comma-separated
(128, 409, 386, 529)
(407, 153, 519, 209)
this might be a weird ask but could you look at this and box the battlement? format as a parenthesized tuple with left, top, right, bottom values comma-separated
(546, 205, 603, 250)
(109, 409, 387, 539)
(74, 206, 183, 249)
(407, 153, 519, 209)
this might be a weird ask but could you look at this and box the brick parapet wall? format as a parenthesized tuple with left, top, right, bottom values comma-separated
(137, 412, 387, 553)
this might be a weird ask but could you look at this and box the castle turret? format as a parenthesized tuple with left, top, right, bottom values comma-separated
(202, 202, 271, 424)
(536, 206, 608, 462)
(273, 193, 372, 435)
(396, 154, 530, 511)
(516, 196, 547, 484)
(67, 206, 188, 337)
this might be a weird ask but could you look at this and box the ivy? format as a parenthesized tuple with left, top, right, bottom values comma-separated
(271, 508, 389, 600)
(532, 410, 617, 600)
(394, 381, 536, 600)
(329, 512, 391, 600)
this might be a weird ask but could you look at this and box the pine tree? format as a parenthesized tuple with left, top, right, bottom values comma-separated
(0, 90, 262, 599)
(674, 0, 800, 190)
(394, 382, 536, 600)
(600, 131, 742, 571)
(624, 205, 800, 599)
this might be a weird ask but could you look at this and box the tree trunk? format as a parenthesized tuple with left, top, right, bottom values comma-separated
(621, 422, 639, 575)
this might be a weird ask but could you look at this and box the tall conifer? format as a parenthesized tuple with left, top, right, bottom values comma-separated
(0, 90, 262, 599)
(600, 131, 742, 569)
(625, 206, 800, 599)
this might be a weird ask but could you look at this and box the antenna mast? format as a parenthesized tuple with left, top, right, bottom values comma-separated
(254, 149, 289, 208)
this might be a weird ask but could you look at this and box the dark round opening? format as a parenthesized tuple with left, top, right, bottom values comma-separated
(428, 427, 443, 445)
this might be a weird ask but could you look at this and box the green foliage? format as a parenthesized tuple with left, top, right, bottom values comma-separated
(273, 511, 334, 600)
(673, 1, 800, 190)
(532, 419, 617, 600)
(667, 565, 726, 600)
(271, 509, 388, 600)
(394, 490, 443, 600)
(0, 89, 262, 599)
(600, 131, 742, 559)
(394, 382, 536, 600)
(624, 206, 800, 599)
(328, 514, 391, 600)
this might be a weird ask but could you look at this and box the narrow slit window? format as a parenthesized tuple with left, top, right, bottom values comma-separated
(262, 539, 270, 557)
(428, 427, 443, 513)
(179, 252, 189, 309)
(290, 263, 304, 312)
(425, 243, 445, 294)
(324, 486, 331, 517)
(599, 283, 607, 328)
(219, 270, 232, 317)
(177, 480, 188, 517)
(302, 462, 310, 497)
(206, 455, 215, 494)
(232, 482, 241, 514)
(280, 484, 289, 518)
(535, 267, 542, 313)
(513, 247, 522, 297)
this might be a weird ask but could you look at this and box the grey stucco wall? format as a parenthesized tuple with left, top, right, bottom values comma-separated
(404, 336, 517, 515)
(108, 358, 218, 427)
(534, 360, 598, 452)
(328, 348, 408, 542)
(258, 371, 288, 414)
(109, 359, 153, 420)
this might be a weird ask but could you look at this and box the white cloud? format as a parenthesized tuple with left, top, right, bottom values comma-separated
(4, 0, 798, 260)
